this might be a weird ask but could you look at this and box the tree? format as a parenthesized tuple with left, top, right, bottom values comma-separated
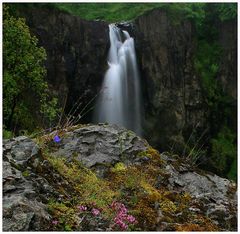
(3, 5, 58, 133)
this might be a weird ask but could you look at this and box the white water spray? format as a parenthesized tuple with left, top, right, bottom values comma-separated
(94, 24, 142, 135)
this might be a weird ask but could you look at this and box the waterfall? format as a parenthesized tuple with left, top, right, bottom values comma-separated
(94, 24, 142, 135)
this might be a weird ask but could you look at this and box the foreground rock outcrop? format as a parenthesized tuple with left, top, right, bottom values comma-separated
(3, 124, 237, 231)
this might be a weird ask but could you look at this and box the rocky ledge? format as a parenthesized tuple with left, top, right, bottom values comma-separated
(2, 124, 237, 231)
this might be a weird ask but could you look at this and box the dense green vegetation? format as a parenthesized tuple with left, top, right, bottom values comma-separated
(53, 2, 236, 24)
(194, 3, 237, 181)
(9, 2, 236, 24)
(10, 2, 207, 23)
(53, 3, 206, 23)
(3, 5, 59, 136)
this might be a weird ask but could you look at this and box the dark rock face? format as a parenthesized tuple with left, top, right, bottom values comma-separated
(217, 18, 237, 132)
(18, 7, 109, 117)
(218, 18, 237, 100)
(2, 124, 237, 231)
(134, 9, 205, 150)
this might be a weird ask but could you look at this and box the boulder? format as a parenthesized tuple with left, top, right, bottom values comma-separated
(53, 124, 148, 165)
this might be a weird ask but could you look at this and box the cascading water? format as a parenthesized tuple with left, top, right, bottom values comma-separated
(94, 24, 142, 135)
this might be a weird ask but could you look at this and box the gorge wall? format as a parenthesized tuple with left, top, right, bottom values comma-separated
(218, 17, 237, 133)
(17, 7, 109, 119)
(16, 6, 236, 154)
(134, 9, 206, 151)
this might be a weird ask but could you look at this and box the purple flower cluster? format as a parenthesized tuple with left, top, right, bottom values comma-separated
(111, 201, 136, 230)
(77, 205, 100, 217)
(92, 208, 100, 216)
(77, 205, 87, 211)
(51, 202, 136, 231)
(52, 220, 59, 225)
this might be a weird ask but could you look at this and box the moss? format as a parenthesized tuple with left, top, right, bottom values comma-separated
(110, 162, 126, 172)
(175, 223, 206, 231)
(133, 197, 157, 229)
(46, 155, 118, 220)
(48, 201, 79, 231)
(138, 147, 164, 166)
(22, 170, 30, 177)
(160, 199, 177, 213)
(140, 181, 162, 201)
(175, 216, 219, 231)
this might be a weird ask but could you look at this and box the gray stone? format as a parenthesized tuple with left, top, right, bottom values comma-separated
(53, 124, 148, 169)
(163, 158, 237, 231)
(3, 138, 53, 231)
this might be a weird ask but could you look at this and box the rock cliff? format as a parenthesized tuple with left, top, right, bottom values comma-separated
(3, 124, 237, 231)
(218, 18, 237, 100)
(17, 7, 109, 118)
(134, 9, 205, 150)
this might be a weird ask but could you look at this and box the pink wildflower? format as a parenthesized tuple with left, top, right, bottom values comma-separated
(92, 208, 100, 216)
(52, 220, 59, 225)
(120, 222, 128, 230)
(126, 215, 136, 223)
(77, 205, 87, 211)
(111, 201, 137, 230)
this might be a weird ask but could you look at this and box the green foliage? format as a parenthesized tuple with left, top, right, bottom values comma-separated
(22, 170, 30, 177)
(227, 157, 237, 181)
(53, 3, 207, 25)
(3, 128, 14, 139)
(48, 201, 77, 231)
(194, 41, 221, 104)
(3, 5, 59, 133)
(217, 3, 237, 21)
(10, 2, 237, 26)
(38, 132, 220, 231)
(111, 162, 126, 172)
(10, 3, 206, 24)
(52, 3, 164, 22)
(211, 127, 237, 181)
(194, 3, 237, 180)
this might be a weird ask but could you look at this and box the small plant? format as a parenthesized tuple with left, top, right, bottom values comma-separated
(109, 201, 137, 230)
(181, 125, 209, 167)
